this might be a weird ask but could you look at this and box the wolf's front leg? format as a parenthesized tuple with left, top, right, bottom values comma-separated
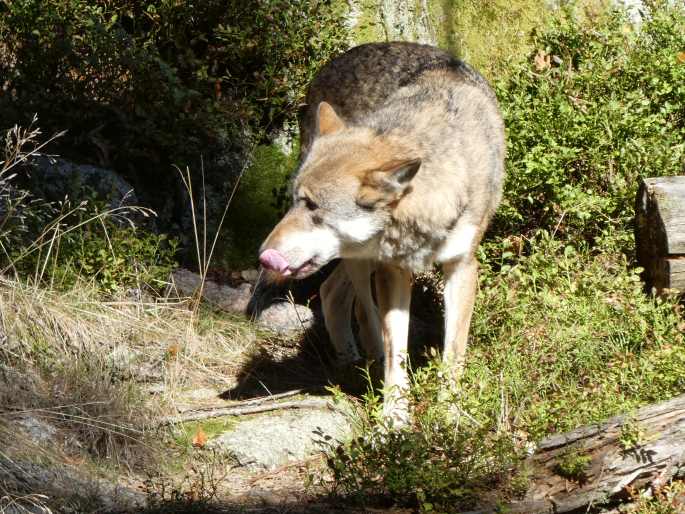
(441, 256, 478, 380)
(344, 260, 383, 363)
(320, 263, 361, 365)
(374, 264, 412, 426)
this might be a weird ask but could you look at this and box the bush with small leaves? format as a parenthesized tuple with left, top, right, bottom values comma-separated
(493, 2, 685, 251)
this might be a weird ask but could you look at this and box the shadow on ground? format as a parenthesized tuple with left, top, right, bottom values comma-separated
(222, 264, 446, 401)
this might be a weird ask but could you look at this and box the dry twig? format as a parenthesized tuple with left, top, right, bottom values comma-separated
(159, 397, 339, 426)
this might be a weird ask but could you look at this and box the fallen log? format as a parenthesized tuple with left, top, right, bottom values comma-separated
(469, 394, 685, 513)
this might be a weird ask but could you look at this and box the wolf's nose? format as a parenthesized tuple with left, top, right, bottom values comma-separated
(259, 249, 290, 274)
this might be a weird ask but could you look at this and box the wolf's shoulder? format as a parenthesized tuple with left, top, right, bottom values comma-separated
(305, 43, 491, 120)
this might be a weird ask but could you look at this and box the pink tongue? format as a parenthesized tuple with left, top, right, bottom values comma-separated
(259, 249, 291, 274)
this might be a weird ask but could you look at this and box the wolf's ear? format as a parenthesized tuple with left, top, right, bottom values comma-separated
(316, 102, 345, 136)
(357, 159, 421, 209)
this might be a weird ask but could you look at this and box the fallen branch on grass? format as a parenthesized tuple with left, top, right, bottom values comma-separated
(159, 397, 338, 426)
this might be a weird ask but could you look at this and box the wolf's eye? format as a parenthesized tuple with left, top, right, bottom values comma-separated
(302, 197, 318, 211)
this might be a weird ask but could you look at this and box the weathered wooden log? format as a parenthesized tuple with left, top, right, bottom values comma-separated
(463, 394, 685, 514)
(636, 176, 685, 294)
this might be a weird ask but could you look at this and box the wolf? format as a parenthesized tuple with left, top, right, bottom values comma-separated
(258, 42, 505, 422)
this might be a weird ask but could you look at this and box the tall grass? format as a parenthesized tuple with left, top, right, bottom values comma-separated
(0, 119, 264, 510)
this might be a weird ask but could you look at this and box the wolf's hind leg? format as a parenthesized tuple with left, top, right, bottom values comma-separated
(320, 262, 360, 365)
(441, 256, 478, 379)
(345, 260, 383, 364)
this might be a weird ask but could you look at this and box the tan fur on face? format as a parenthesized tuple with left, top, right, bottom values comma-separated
(260, 208, 311, 257)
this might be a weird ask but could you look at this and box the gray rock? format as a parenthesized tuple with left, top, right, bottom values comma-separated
(29, 156, 138, 207)
(107, 345, 139, 371)
(240, 268, 261, 283)
(256, 301, 315, 335)
(145, 382, 166, 395)
(170, 269, 316, 333)
(171, 268, 253, 314)
(0, 456, 145, 512)
(17, 416, 58, 446)
(209, 408, 351, 470)
(105, 346, 162, 382)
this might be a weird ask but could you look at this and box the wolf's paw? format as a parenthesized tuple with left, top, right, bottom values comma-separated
(383, 392, 410, 428)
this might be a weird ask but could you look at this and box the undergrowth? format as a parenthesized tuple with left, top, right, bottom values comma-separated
(626, 480, 685, 514)
(323, 361, 521, 511)
(0, 117, 179, 294)
(0, 117, 256, 510)
(469, 233, 685, 441)
(0, 274, 260, 510)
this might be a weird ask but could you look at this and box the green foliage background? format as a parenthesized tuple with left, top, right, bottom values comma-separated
(0, 0, 348, 228)
(1, 0, 685, 509)
(494, 4, 685, 246)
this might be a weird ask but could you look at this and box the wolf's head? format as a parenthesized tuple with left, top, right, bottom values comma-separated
(258, 102, 421, 279)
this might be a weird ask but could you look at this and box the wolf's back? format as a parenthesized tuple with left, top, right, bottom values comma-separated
(299, 42, 497, 155)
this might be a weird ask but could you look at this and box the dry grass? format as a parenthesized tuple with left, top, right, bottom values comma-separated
(0, 117, 281, 510)
(0, 275, 264, 491)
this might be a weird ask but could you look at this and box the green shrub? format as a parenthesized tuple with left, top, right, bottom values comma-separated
(323, 362, 520, 512)
(471, 232, 684, 441)
(554, 451, 591, 481)
(493, 2, 685, 250)
(10, 203, 179, 294)
(49, 223, 178, 294)
(1, 122, 178, 293)
(0, 0, 349, 225)
(466, 4, 685, 444)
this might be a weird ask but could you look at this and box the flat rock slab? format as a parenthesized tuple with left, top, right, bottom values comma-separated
(209, 408, 351, 470)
